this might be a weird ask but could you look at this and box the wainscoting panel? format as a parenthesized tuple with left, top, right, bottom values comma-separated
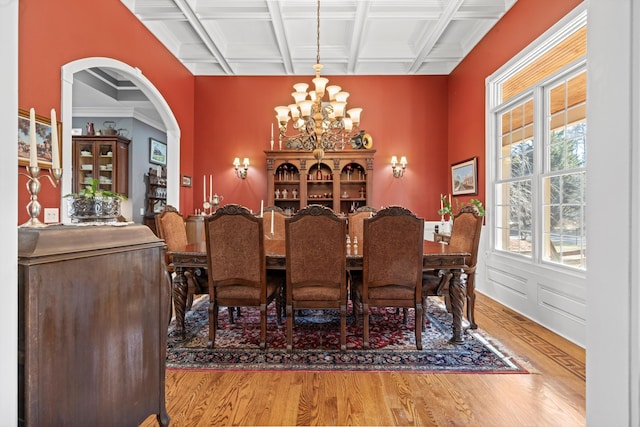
(477, 244, 586, 347)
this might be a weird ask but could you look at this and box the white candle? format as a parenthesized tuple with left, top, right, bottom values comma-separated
(29, 108, 37, 167)
(209, 175, 213, 200)
(449, 194, 452, 206)
(203, 175, 206, 202)
(260, 200, 264, 217)
(157, 165, 162, 177)
(50, 109, 60, 169)
(440, 193, 443, 210)
(271, 123, 273, 139)
(270, 210, 274, 235)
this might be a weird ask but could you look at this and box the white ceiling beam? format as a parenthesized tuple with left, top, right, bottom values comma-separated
(409, 0, 465, 74)
(172, 0, 234, 74)
(266, 0, 294, 75)
(347, 1, 371, 74)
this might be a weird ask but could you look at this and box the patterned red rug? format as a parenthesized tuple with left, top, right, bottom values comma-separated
(166, 296, 528, 373)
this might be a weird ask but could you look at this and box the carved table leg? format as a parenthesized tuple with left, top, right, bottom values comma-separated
(448, 269, 467, 344)
(172, 266, 188, 340)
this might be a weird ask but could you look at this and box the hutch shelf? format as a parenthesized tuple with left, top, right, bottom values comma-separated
(266, 149, 375, 215)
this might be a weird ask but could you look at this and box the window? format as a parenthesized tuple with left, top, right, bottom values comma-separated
(489, 12, 586, 270)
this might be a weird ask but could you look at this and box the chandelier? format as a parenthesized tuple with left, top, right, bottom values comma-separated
(274, 0, 363, 163)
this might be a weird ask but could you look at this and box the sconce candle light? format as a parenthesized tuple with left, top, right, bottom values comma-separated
(391, 156, 407, 178)
(233, 157, 250, 179)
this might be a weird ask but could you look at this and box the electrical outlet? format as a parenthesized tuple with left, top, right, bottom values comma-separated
(44, 208, 59, 224)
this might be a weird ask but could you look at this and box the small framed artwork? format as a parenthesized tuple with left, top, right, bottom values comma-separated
(181, 175, 192, 187)
(149, 138, 167, 166)
(451, 157, 478, 196)
(18, 108, 62, 168)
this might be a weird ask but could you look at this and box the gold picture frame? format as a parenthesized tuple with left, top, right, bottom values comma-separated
(18, 108, 62, 168)
(451, 157, 478, 196)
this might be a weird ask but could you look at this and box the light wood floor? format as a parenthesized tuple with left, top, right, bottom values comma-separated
(141, 293, 585, 426)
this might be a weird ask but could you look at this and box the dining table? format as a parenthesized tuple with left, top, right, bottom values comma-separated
(168, 238, 470, 344)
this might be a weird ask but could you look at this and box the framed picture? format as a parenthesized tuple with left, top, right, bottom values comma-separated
(18, 108, 62, 168)
(451, 157, 478, 196)
(181, 175, 192, 187)
(149, 138, 167, 166)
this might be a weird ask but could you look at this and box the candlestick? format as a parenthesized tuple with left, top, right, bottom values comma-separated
(50, 109, 60, 170)
(29, 108, 37, 167)
(270, 210, 274, 235)
(20, 165, 62, 228)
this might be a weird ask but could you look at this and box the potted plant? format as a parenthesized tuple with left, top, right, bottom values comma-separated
(65, 178, 127, 223)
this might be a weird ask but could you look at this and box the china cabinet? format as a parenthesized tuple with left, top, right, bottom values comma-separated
(72, 135, 130, 196)
(266, 149, 375, 214)
(144, 167, 167, 234)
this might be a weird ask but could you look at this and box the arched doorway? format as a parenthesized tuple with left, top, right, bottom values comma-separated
(60, 57, 180, 222)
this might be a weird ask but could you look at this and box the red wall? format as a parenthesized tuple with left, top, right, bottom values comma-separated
(194, 75, 449, 219)
(18, 0, 196, 223)
(18, 0, 584, 224)
(447, 0, 584, 207)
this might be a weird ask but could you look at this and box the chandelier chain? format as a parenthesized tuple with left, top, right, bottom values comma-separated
(316, 0, 321, 65)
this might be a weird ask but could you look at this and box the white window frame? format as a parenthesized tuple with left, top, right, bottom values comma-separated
(486, 7, 587, 273)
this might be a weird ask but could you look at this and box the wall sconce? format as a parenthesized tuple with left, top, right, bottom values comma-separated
(233, 157, 249, 179)
(391, 156, 407, 178)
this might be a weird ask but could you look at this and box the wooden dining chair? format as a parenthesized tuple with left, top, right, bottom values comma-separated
(155, 205, 207, 312)
(422, 204, 483, 329)
(204, 204, 283, 349)
(352, 205, 424, 350)
(285, 204, 347, 352)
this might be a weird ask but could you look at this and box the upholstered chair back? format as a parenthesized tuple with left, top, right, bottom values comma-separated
(363, 206, 424, 291)
(286, 205, 346, 289)
(206, 204, 264, 297)
(449, 204, 483, 269)
(348, 207, 377, 249)
(263, 209, 287, 240)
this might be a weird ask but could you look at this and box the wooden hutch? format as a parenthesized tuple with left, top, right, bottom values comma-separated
(266, 149, 375, 214)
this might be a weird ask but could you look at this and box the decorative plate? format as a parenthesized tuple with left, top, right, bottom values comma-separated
(363, 133, 373, 149)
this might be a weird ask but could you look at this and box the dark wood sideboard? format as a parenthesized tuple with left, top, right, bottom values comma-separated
(18, 224, 170, 426)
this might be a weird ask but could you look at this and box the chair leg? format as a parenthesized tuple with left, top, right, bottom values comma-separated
(363, 303, 370, 349)
(340, 304, 347, 352)
(260, 303, 267, 350)
(286, 305, 293, 352)
(466, 272, 477, 329)
(415, 302, 423, 350)
(208, 301, 218, 348)
(186, 293, 194, 311)
(228, 307, 235, 324)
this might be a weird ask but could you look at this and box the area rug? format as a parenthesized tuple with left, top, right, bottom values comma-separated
(166, 296, 528, 373)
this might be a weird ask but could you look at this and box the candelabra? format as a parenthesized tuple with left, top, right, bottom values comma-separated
(20, 166, 63, 227)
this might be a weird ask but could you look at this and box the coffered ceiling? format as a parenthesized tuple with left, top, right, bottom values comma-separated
(74, 0, 517, 128)
(121, 0, 517, 76)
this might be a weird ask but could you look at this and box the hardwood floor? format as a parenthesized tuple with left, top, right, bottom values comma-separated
(141, 293, 585, 426)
